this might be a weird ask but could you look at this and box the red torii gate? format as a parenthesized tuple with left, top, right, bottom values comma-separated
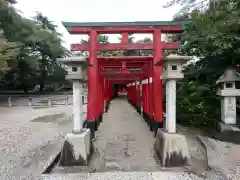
(62, 21, 186, 136)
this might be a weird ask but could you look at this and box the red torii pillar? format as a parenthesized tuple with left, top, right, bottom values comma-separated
(87, 30, 101, 137)
(98, 74, 104, 122)
(104, 79, 111, 112)
(152, 30, 163, 132)
(136, 81, 141, 114)
(142, 80, 146, 121)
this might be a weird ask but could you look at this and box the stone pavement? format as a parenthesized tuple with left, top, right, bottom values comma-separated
(92, 98, 160, 172)
(53, 97, 160, 174)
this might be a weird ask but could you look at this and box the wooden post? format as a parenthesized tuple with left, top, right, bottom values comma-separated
(8, 97, 12, 107)
(48, 97, 52, 106)
(149, 77, 153, 120)
(82, 95, 84, 105)
(146, 78, 149, 120)
(28, 97, 32, 106)
(100, 77, 104, 114)
(142, 80, 146, 117)
(121, 32, 128, 44)
(65, 96, 68, 105)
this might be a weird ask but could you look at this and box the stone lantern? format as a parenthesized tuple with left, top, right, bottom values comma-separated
(57, 56, 93, 166)
(154, 54, 192, 167)
(216, 67, 240, 126)
(156, 54, 192, 133)
(59, 56, 90, 133)
(160, 54, 188, 80)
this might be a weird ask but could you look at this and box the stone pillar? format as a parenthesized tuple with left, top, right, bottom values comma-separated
(72, 80, 83, 133)
(166, 79, 176, 133)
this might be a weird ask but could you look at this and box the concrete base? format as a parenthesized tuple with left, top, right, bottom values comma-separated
(59, 129, 93, 166)
(154, 129, 190, 167)
(217, 122, 240, 132)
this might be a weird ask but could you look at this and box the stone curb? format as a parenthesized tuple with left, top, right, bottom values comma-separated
(196, 135, 229, 179)
(42, 152, 61, 174)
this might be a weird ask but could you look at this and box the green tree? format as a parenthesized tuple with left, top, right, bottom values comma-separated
(0, 0, 68, 92)
(163, 0, 213, 16)
(34, 12, 67, 91)
(170, 0, 240, 127)
(0, 35, 19, 72)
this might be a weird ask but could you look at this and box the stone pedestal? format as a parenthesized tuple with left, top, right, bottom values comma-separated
(154, 129, 190, 167)
(218, 121, 240, 132)
(59, 129, 93, 166)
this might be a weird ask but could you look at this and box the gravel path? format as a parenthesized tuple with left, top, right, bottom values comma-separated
(0, 105, 73, 180)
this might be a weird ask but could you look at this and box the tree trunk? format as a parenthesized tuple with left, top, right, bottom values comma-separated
(39, 68, 47, 92)
(20, 83, 28, 93)
(39, 81, 44, 92)
(39, 57, 47, 92)
(23, 86, 28, 93)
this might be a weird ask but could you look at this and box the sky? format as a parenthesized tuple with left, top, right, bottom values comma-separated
(14, 0, 181, 49)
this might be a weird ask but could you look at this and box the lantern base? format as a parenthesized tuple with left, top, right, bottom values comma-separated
(59, 129, 93, 166)
(218, 122, 240, 133)
(154, 129, 190, 167)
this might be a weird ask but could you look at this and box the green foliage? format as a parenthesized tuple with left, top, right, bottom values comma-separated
(0, 35, 19, 71)
(163, 0, 209, 16)
(0, 0, 69, 92)
(176, 77, 221, 127)
(172, 0, 240, 128)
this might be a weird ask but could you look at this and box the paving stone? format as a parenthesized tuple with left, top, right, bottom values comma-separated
(92, 98, 159, 172)
(105, 162, 122, 170)
(89, 172, 152, 180)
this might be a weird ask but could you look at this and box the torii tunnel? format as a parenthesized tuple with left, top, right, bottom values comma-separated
(62, 21, 187, 136)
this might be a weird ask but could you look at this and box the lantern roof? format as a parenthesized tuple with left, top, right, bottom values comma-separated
(216, 67, 240, 83)
(58, 56, 91, 66)
(155, 54, 192, 66)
